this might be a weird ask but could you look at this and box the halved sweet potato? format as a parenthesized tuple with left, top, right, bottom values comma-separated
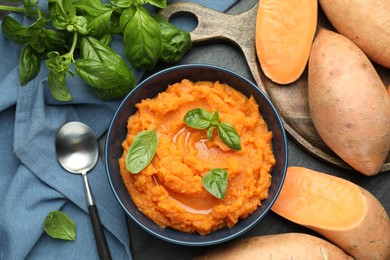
(255, 0, 317, 84)
(272, 166, 390, 260)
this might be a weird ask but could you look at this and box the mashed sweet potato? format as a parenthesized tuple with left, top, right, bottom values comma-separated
(119, 79, 275, 235)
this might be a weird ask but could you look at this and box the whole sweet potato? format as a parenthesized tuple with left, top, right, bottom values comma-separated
(194, 233, 352, 260)
(308, 28, 390, 175)
(319, 0, 390, 68)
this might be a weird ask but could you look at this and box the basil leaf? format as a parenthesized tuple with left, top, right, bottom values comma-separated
(49, 0, 76, 30)
(2, 16, 47, 48)
(26, 18, 50, 53)
(96, 33, 112, 46)
(217, 122, 241, 151)
(79, 36, 123, 63)
(75, 36, 136, 99)
(42, 29, 66, 52)
(183, 108, 213, 129)
(86, 11, 113, 38)
(211, 110, 219, 125)
(126, 128, 158, 174)
(143, 0, 166, 8)
(153, 15, 192, 64)
(48, 71, 72, 101)
(119, 6, 136, 33)
(44, 210, 76, 241)
(73, 0, 112, 17)
(123, 6, 161, 69)
(202, 168, 228, 199)
(19, 45, 42, 85)
(75, 58, 134, 98)
(110, 0, 133, 8)
(1, 16, 29, 44)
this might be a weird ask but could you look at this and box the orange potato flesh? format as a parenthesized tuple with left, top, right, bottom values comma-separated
(272, 167, 366, 230)
(272, 166, 390, 260)
(255, 0, 317, 84)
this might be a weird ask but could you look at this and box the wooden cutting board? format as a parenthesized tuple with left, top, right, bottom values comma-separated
(158, 2, 390, 173)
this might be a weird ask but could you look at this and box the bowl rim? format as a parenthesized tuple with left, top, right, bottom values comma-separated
(105, 63, 288, 246)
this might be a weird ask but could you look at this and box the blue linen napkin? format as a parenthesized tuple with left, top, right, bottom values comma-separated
(0, 0, 237, 259)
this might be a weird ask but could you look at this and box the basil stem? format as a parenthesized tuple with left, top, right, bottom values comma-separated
(202, 168, 228, 199)
(126, 128, 158, 174)
(44, 210, 76, 241)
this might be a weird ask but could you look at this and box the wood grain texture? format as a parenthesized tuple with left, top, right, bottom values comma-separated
(158, 2, 390, 173)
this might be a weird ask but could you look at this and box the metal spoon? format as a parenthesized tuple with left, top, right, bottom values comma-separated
(55, 121, 111, 260)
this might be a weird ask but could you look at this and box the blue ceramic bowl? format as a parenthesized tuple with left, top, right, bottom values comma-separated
(105, 64, 288, 246)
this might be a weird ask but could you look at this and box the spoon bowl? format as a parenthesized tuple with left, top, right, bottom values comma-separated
(55, 122, 99, 174)
(55, 121, 111, 260)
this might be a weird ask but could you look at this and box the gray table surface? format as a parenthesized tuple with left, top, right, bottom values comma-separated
(128, 1, 390, 259)
(1, 0, 389, 259)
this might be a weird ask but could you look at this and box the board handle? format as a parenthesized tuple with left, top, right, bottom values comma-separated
(158, 2, 267, 94)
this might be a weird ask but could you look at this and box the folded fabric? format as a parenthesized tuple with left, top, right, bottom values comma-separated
(0, 0, 237, 259)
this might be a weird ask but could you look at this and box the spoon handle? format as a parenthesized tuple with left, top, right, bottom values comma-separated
(88, 204, 112, 260)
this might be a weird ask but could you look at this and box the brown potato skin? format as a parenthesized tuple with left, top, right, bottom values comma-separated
(308, 28, 390, 175)
(194, 233, 352, 260)
(309, 188, 390, 260)
(319, 0, 390, 68)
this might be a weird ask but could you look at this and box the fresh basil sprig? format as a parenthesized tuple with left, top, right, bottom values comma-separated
(202, 168, 228, 199)
(183, 108, 241, 151)
(1, 0, 192, 101)
(44, 210, 76, 241)
(126, 128, 158, 174)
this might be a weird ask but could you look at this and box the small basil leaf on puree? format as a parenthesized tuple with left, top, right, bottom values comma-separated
(217, 122, 241, 151)
(183, 108, 213, 130)
(202, 168, 228, 199)
(44, 210, 76, 241)
(126, 128, 158, 174)
(183, 108, 241, 150)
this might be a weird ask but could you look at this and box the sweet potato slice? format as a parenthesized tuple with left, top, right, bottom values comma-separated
(272, 166, 390, 260)
(255, 0, 317, 84)
(194, 233, 352, 259)
(308, 28, 390, 175)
